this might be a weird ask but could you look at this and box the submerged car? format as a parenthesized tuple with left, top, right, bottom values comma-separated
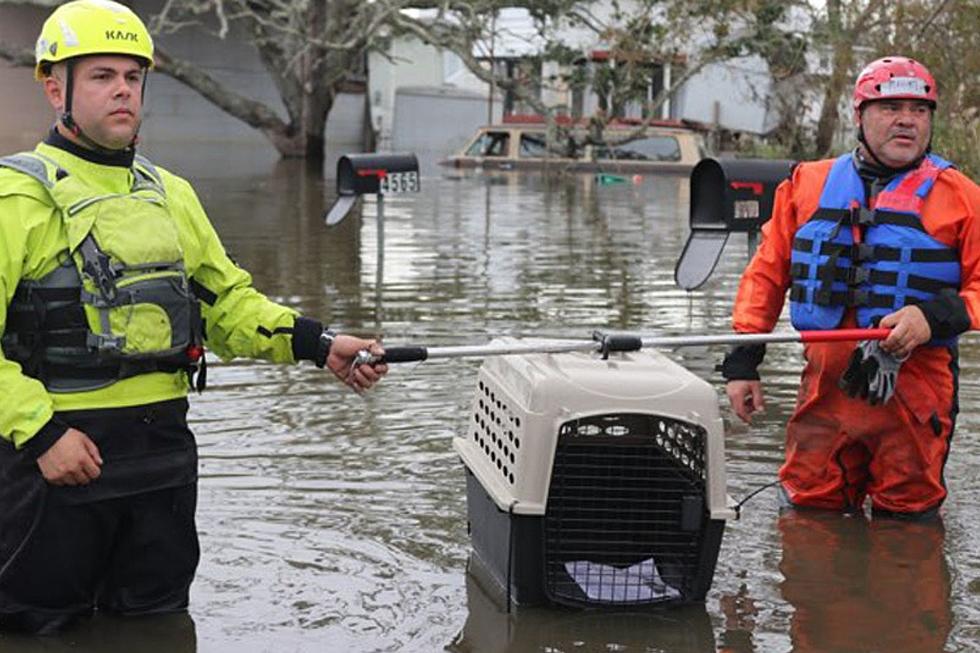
(443, 121, 706, 174)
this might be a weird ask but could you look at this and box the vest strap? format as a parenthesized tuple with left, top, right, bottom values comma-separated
(790, 284, 917, 309)
(808, 206, 929, 231)
(789, 262, 959, 294)
(6, 303, 86, 332)
(12, 286, 80, 303)
(792, 237, 959, 263)
(0, 153, 56, 187)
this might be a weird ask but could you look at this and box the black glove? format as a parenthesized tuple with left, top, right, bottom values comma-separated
(840, 345, 870, 400)
(839, 340, 902, 405)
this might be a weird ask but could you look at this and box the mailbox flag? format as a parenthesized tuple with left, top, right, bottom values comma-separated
(325, 195, 358, 226)
(675, 230, 730, 291)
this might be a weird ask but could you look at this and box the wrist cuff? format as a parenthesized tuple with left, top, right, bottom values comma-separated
(720, 343, 767, 381)
(917, 289, 970, 341)
(23, 418, 70, 460)
(292, 316, 324, 363)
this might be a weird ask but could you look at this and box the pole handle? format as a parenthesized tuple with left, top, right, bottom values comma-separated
(800, 328, 891, 343)
(378, 346, 428, 364)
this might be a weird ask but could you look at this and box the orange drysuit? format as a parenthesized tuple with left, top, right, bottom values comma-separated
(732, 157, 980, 515)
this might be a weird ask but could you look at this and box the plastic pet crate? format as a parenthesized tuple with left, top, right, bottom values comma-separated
(453, 338, 735, 608)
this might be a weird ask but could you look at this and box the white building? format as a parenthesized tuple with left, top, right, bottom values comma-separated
(367, 4, 846, 157)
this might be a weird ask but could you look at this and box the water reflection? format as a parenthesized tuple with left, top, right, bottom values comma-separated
(449, 557, 717, 653)
(0, 613, 196, 652)
(778, 511, 951, 653)
(717, 581, 759, 653)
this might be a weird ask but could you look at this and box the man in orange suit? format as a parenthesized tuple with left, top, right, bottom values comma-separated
(723, 56, 980, 518)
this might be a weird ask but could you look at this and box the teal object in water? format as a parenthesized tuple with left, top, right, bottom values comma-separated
(596, 173, 627, 185)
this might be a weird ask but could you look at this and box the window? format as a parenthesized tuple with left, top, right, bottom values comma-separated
(465, 132, 511, 157)
(594, 135, 681, 162)
(519, 133, 549, 158)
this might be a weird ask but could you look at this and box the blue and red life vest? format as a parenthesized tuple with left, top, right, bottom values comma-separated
(789, 153, 960, 341)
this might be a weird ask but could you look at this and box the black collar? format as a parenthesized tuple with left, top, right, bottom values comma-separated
(853, 148, 928, 201)
(44, 127, 136, 168)
(854, 147, 923, 178)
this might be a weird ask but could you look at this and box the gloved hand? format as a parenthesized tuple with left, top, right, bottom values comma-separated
(838, 339, 903, 405)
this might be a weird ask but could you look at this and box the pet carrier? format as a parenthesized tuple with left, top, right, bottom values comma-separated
(453, 338, 735, 609)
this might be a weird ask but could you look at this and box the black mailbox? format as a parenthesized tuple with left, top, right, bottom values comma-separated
(325, 152, 420, 225)
(675, 157, 795, 290)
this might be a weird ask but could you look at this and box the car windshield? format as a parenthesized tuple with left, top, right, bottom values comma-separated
(594, 135, 681, 162)
(465, 132, 510, 157)
(519, 133, 549, 157)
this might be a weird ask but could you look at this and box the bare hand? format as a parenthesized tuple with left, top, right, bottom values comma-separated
(326, 335, 388, 393)
(726, 380, 765, 424)
(36, 428, 103, 486)
(878, 306, 931, 359)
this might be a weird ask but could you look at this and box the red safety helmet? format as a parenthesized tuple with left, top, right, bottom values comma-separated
(853, 56, 938, 111)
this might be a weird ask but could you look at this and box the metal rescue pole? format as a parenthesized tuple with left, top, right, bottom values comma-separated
(355, 328, 892, 365)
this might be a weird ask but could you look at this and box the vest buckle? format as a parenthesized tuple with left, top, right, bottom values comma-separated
(845, 266, 870, 285)
(86, 332, 126, 353)
(849, 206, 876, 226)
(78, 236, 119, 303)
(850, 243, 875, 262)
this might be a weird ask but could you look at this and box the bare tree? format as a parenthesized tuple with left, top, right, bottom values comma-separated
(0, 0, 808, 160)
(1, 0, 416, 159)
(809, 0, 888, 156)
(868, 0, 979, 178)
(149, 0, 408, 159)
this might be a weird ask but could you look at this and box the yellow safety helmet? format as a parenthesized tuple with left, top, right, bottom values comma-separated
(35, 0, 154, 80)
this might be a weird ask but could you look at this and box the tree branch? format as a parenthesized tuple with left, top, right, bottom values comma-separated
(0, 42, 33, 67)
(153, 46, 287, 133)
(0, 0, 62, 7)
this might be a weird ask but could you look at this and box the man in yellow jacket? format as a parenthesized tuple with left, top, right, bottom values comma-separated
(0, 0, 386, 633)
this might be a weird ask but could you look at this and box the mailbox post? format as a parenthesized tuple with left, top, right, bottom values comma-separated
(324, 153, 420, 326)
(674, 158, 795, 291)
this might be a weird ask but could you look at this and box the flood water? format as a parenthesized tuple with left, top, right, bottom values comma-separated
(3, 146, 980, 652)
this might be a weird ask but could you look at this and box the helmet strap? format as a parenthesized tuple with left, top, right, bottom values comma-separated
(856, 125, 893, 170)
(60, 59, 76, 133)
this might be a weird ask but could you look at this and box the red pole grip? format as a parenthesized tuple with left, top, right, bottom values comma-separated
(799, 328, 891, 343)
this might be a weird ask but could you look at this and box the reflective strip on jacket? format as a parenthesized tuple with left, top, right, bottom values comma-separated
(0, 142, 301, 449)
